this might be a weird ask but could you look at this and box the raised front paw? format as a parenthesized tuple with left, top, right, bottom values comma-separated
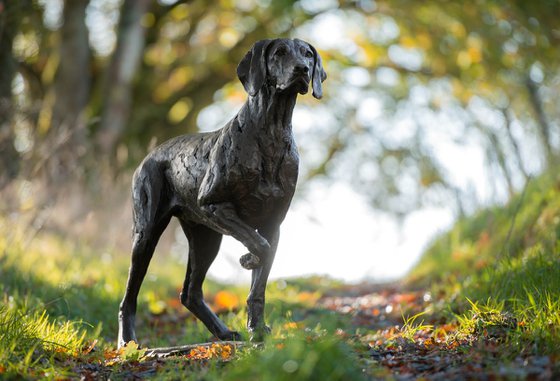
(239, 253, 261, 270)
(248, 235, 271, 257)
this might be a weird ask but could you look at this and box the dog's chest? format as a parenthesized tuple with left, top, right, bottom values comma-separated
(232, 134, 299, 219)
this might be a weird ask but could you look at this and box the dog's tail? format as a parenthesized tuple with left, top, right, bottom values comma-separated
(131, 159, 164, 237)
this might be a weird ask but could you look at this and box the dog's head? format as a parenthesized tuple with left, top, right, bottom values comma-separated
(237, 38, 327, 99)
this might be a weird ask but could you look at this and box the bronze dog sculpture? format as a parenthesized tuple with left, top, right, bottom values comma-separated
(118, 38, 326, 348)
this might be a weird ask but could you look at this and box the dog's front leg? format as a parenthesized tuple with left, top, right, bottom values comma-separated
(246, 226, 279, 341)
(197, 164, 271, 264)
(199, 202, 271, 259)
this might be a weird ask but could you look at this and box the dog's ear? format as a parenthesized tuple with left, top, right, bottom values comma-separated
(237, 39, 272, 96)
(309, 44, 327, 99)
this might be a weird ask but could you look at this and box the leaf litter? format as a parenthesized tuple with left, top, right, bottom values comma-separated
(320, 284, 558, 380)
(63, 283, 558, 379)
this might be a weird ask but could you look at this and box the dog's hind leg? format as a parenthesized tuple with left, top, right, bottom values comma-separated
(118, 164, 171, 348)
(179, 221, 242, 341)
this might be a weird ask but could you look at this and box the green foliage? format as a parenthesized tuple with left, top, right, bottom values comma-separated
(410, 174, 560, 282)
(0, 306, 87, 378)
(0, 235, 123, 338)
(4, 172, 560, 378)
(0, 217, 365, 379)
(119, 341, 147, 362)
(217, 335, 365, 381)
(409, 172, 560, 354)
(399, 311, 433, 342)
(4, 0, 559, 222)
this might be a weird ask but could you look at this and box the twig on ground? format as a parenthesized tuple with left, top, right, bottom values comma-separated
(144, 341, 247, 358)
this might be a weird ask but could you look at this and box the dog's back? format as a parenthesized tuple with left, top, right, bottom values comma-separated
(131, 131, 217, 227)
(132, 107, 299, 229)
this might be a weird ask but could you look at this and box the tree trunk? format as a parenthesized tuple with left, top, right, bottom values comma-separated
(97, 0, 151, 157)
(0, 0, 22, 188)
(526, 76, 554, 167)
(38, 0, 91, 182)
(501, 107, 528, 182)
(488, 132, 515, 198)
(51, 0, 91, 131)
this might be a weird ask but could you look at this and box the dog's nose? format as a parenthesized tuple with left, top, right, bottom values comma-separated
(294, 64, 309, 74)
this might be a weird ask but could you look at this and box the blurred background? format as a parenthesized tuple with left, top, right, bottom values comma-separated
(1, 0, 559, 283)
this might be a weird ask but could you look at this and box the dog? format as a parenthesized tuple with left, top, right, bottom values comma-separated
(118, 38, 326, 348)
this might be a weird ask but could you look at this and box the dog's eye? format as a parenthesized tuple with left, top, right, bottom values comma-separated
(300, 46, 314, 58)
(275, 46, 287, 56)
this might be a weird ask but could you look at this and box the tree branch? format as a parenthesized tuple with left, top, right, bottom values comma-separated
(144, 341, 246, 358)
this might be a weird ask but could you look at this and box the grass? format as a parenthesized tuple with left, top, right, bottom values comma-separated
(398, 311, 433, 342)
(0, 306, 87, 377)
(3, 172, 560, 378)
(409, 172, 560, 357)
(0, 214, 362, 379)
(217, 334, 365, 381)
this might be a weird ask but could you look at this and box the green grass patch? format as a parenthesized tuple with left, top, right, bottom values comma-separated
(409, 173, 560, 356)
(0, 306, 88, 378)
(0, 215, 361, 379)
(218, 334, 366, 381)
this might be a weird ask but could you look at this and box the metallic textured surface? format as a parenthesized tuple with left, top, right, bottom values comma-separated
(118, 38, 326, 347)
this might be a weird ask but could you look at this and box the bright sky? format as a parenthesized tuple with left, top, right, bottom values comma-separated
(203, 181, 455, 284)
(191, 93, 461, 283)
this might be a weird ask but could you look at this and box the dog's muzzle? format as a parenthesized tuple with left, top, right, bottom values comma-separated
(292, 74, 310, 94)
(280, 74, 310, 94)
(276, 63, 310, 93)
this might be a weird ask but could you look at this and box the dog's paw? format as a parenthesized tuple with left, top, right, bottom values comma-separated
(239, 253, 261, 270)
(248, 325, 271, 342)
(118, 339, 140, 350)
(215, 330, 243, 341)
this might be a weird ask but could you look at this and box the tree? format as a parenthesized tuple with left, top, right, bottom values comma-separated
(3, 0, 559, 223)
(97, 0, 152, 157)
(0, 0, 23, 188)
(42, 0, 91, 180)
(296, 0, 560, 216)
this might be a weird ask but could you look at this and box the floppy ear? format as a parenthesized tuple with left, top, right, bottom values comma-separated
(237, 39, 272, 96)
(310, 45, 327, 99)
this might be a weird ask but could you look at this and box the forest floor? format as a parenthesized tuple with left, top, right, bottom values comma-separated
(1, 246, 559, 380)
(320, 283, 557, 380)
(2, 175, 560, 380)
(55, 279, 558, 380)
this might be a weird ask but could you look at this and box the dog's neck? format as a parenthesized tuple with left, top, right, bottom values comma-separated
(239, 85, 298, 138)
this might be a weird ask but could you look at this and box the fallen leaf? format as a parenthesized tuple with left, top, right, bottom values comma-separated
(119, 341, 147, 362)
(82, 339, 98, 355)
(187, 343, 233, 361)
(394, 293, 417, 304)
(297, 291, 320, 304)
(214, 290, 240, 311)
(283, 321, 300, 330)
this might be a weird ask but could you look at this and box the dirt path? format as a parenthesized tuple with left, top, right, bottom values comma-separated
(320, 283, 556, 380)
